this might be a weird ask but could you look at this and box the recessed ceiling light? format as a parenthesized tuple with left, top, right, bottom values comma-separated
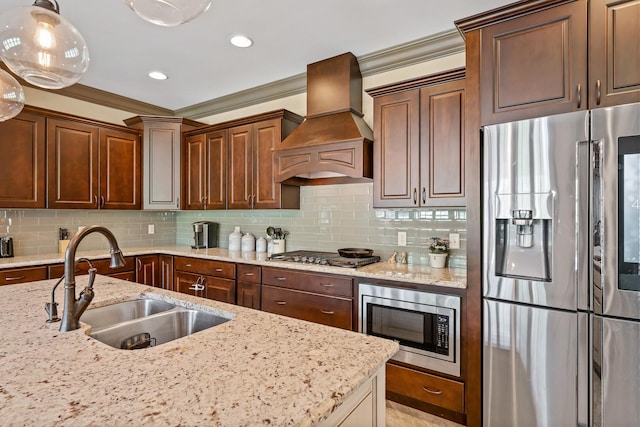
(148, 71, 168, 80)
(230, 35, 253, 48)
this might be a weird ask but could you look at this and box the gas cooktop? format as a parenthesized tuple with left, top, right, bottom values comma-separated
(269, 250, 381, 268)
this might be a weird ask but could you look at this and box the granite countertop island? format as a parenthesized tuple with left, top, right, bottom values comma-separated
(0, 245, 467, 289)
(0, 276, 398, 426)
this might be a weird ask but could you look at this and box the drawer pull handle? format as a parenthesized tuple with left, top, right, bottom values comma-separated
(576, 83, 582, 109)
(4, 275, 26, 281)
(244, 272, 254, 276)
(320, 310, 334, 315)
(275, 277, 287, 281)
(422, 387, 443, 395)
(275, 301, 287, 305)
(215, 268, 223, 272)
(185, 264, 192, 267)
(320, 283, 334, 288)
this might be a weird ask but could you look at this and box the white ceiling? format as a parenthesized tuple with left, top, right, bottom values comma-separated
(2, 0, 515, 112)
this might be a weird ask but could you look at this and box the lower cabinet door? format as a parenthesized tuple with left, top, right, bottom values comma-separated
(203, 276, 235, 304)
(174, 271, 206, 298)
(262, 285, 352, 330)
(237, 282, 261, 309)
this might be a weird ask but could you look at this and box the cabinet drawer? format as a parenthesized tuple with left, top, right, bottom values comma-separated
(262, 285, 352, 330)
(262, 267, 352, 297)
(0, 266, 48, 285)
(237, 264, 261, 284)
(48, 257, 135, 278)
(174, 256, 235, 279)
(386, 363, 464, 413)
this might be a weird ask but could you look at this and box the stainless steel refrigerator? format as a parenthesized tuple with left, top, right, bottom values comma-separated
(482, 103, 640, 426)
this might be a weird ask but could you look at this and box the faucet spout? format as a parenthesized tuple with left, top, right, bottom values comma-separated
(60, 226, 125, 332)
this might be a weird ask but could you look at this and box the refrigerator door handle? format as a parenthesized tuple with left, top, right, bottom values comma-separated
(577, 140, 591, 311)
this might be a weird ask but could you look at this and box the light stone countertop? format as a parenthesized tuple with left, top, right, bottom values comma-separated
(0, 245, 466, 289)
(0, 276, 398, 426)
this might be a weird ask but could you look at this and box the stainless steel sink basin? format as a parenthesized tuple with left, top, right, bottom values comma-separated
(81, 298, 232, 350)
(80, 298, 176, 330)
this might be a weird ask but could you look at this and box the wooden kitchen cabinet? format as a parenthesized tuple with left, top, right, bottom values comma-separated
(589, 0, 640, 108)
(159, 254, 174, 291)
(386, 363, 465, 417)
(47, 117, 141, 209)
(124, 116, 204, 210)
(173, 256, 236, 303)
(228, 112, 302, 209)
(135, 255, 159, 286)
(261, 267, 353, 330)
(0, 108, 46, 209)
(237, 264, 261, 309)
(368, 68, 466, 207)
(478, 0, 588, 125)
(48, 256, 136, 279)
(183, 129, 227, 210)
(0, 266, 48, 285)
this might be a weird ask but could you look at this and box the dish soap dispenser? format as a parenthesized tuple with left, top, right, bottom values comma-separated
(228, 226, 242, 251)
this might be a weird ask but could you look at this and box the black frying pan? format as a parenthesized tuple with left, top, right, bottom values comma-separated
(337, 248, 374, 258)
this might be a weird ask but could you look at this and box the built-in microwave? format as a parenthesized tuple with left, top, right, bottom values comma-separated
(358, 283, 461, 377)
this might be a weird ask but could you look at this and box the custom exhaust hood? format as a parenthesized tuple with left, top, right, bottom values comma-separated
(273, 52, 373, 185)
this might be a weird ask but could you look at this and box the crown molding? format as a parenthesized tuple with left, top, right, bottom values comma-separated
(5, 28, 465, 120)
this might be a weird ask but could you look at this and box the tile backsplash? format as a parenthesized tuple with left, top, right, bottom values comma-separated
(1, 183, 466, 267)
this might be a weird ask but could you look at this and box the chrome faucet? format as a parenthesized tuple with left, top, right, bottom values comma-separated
(59, 225, 126, 332)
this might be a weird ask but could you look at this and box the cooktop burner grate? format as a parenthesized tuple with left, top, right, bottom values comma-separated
(269, 250, 380, 268)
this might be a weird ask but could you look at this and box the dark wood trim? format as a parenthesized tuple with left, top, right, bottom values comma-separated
(20, 105, 141, 135)
(462, 29, 483, 427)
(123, 115, 205, 129)
(183, 109, 303, 137)
(280, 176, 373, 187)
(366, 68, 465, 97)
(455, 0, 577, 35)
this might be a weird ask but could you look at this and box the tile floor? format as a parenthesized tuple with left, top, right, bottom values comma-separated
(386, 400, 464, 427)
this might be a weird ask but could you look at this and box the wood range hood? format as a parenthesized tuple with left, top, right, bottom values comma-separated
(273, 52, 373, 185)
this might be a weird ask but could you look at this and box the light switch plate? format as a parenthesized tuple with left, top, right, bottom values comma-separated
(449, 233, 460, 249)
(398, 231, 407, 246)
(148, 224, 155, 235)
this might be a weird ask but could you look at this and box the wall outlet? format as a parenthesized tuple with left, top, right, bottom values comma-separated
(398, 231, 407, 246)
(148, 224, 155, 235)
(449, 233, 460, 249)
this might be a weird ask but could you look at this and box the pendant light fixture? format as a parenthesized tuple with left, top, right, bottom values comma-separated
(0, 68, 25, 121)
(0, 0, 90, 90)
(125, 0, 212, 27)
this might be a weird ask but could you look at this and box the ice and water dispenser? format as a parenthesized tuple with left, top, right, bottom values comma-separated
(494, 193, 553, 282)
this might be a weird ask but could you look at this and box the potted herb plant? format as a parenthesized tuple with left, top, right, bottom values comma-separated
(428, 237, 449, 268)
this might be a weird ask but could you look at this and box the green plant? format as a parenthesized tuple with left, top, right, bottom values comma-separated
(428, 237, 449, 254)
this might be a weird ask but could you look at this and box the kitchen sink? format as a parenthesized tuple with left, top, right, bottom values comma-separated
(80, 298, 176, 330)
(81, 298, 232, 350)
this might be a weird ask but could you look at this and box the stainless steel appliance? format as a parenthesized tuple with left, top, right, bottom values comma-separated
(191, 221, 218, 249)
(269, 250, 380, 268)
(358, 283, 461, 376)
(482, 104, 640, 426)
(591, 103, 640, 426)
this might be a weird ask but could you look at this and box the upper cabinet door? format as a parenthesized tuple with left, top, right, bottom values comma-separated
(228, 124, 253, 209)
(590, 0, 640, 108)
(100, 128, 141, 210)
(0, 110, 46, 208)
(204, 130, 227, 210)
(480, 1, 588, 125)
(372, 89, 420, 208)
(420, 80, 465, 206)
(183, 133, 206, 210)
(47, 118, 100, 209)
(253, 119, 282, 209)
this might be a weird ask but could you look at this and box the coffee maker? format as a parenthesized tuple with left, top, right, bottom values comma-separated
(192, 221, 218, 249)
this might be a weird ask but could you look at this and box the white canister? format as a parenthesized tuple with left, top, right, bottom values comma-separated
(228, 226, 242, 251)
(241, 232, 255, 252)
(271, 239, 286, 254)
(256, 237, 267, 253)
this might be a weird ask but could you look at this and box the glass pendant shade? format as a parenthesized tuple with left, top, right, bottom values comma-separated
(0, 1, 90, 89)
(0, 68, 25, 121)
(125, 0, 212, 27)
